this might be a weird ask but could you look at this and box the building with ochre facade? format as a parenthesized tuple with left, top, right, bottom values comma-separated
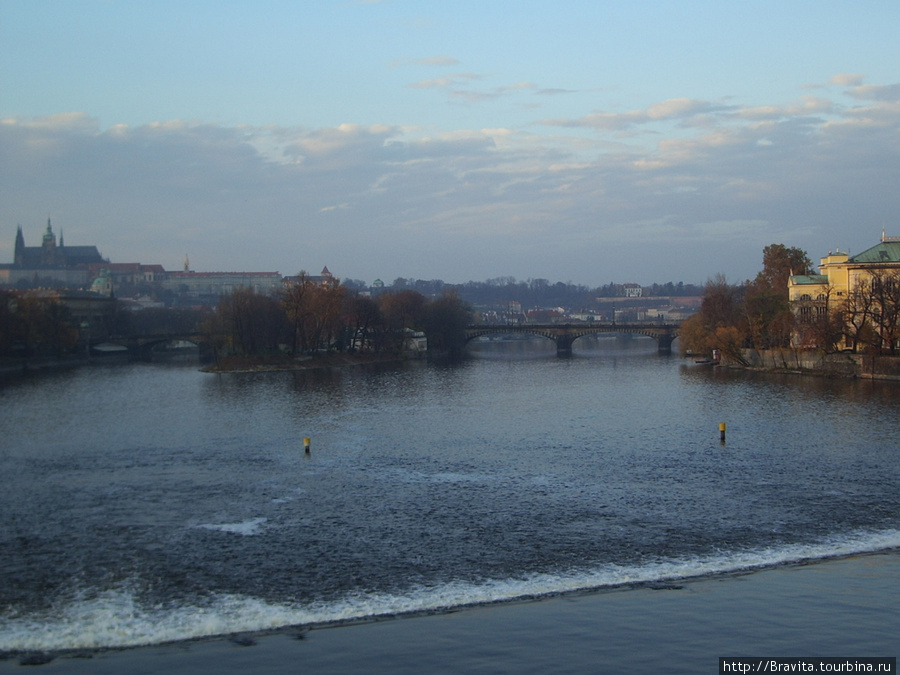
(789, 232, 900, 352)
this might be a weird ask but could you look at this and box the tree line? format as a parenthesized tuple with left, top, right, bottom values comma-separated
(0, 291, 79, 358)
(381, 277, 702, 310)
(0, 278, 472, 362)
(200, 273, 473, 362)
(680, 244, 900, 361)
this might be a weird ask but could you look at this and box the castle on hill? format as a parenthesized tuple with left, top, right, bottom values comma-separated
(1, 219, 310, 305)
(0, 219, 108, 288)
(14, 218, 105, 268)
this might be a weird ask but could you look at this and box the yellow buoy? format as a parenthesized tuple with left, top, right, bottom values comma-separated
(719, 423, 726, 442)
(303, 437, 311, 453)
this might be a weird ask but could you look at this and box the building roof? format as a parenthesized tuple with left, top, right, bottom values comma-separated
(167, 271, 280, 277)
(848, 240, 900, 264)
(89, 262, 143, 272)
(15, 245, 105, 268)
(789, 274, 829, 285)
(61, 246, 105, 265)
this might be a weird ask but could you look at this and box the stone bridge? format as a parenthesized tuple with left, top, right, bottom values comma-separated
(464, 322, 680, 357)
(92, 333, 208, 360)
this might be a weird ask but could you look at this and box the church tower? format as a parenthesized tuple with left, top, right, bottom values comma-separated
(41, 218, 57, 266)
(14, 226, 25, 266)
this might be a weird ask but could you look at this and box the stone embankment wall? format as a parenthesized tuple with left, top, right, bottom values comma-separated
(740, 349, 900, 381)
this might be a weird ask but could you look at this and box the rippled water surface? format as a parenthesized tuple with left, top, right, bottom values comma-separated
(2, 343, 899, 652)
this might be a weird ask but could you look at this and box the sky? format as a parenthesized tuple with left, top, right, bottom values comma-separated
(2, 1, 899, 287)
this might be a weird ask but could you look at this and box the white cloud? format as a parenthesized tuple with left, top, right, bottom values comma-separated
(830, 73, 865, 87)
(846, 83, 900, 102)
(407, 73, 480, 89)
(734, 96, 834, 120)
(408, 75, 542, 106)
(541, 98, 720, 131)
(7, 112, 98, 132)
(646, 98, 708, 120)
(319, 203, 350, 213)
(3, 81, 900, 285)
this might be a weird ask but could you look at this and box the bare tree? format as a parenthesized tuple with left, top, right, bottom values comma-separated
(216, 287, 285, 355)
(281, 273, 316, 354)
(305, 281, 347, 352)
(869, 270, 900, 354)
(344, 294, 381, 352)
(377, 290, 427, 354)
(424, 289, 472, 359)
(841, 278, 876, 353)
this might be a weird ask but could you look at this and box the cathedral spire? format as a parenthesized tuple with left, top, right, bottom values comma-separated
(41, 217, 57, 265)
(14, 225, 25, 266)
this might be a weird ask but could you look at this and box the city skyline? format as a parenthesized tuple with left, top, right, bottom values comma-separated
(2, 1, 900, 286)
(5, 219, 702, 293)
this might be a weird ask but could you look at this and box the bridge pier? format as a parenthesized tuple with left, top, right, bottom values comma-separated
(556, 334, 575, 358)
(657, 334, 675, 355)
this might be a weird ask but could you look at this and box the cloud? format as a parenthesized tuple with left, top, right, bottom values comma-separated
(319, 203, 350, 213)
(407, 73, 481, 89)
(846, 83, 900, 102)
(497, 82, 536, 93)
(537, 88, 578, 96)
(646, 98, 709, 119)
(1, 111, 98, 132)
(829, 73, 865, 87)
(408, 75, 543, 106)
(282, 122, 396, 163)
(732, 96, 834, 121)
(3, 81, 900, 284)
(541, 98, 720, 131)
(391, 55, 460, 68)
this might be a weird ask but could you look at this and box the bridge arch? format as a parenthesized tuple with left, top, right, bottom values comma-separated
(464, 323, 678, 357)
(90, 333, 210, 361)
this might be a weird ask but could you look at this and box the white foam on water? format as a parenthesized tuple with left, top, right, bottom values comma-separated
(0, 587, 320, 653)
(193, 517, 268, 535)
(2, 528, 898, 653)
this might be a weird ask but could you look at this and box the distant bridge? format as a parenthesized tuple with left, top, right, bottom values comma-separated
(464, 322, 680, 357)
(91, 333, 208, 360)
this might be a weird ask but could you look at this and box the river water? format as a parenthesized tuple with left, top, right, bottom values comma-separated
(2, 337, 899, 656)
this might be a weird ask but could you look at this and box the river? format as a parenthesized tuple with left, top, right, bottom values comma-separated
(2, 336, 899, 659)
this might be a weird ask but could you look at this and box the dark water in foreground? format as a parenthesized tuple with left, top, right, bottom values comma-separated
(2, 339, 899, 654)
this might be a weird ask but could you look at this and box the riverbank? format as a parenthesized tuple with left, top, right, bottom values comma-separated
(6, 551, 898, 673)
(739, 348, 900, 381)
(0, 353, 94, 377)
